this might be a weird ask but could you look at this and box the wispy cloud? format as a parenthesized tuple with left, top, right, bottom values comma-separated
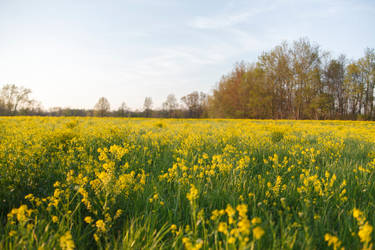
(188, 4, 276, 30)
(189, 12, 252, 30)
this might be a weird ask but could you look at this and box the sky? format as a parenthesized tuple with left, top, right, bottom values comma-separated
(0, 0, 374, 110)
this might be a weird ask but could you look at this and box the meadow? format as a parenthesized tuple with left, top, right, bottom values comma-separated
(0, 117, 374, 249)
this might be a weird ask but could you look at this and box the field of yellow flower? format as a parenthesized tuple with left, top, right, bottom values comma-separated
(0, 117, 374, 249)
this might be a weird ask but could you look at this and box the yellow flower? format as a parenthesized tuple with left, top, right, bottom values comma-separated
(353, 208, 362, 219)
(114, 209, 123, 220)
(353, 208, 367, 227)
(236, 204, 247, 218)
(25, 194, 34, 201)
(84, 216, 93, 224)
(237, 218, 251, 234)
(54, 188, 63, 198)
(251, 217, 261, 225)
(252, 226, 265, 240)
(358, 223, 373, 243)
(11, 205, 29, 223)
(93, 233, 100, 242)
(218, 222, 228, 234)
(8, 230, 17, 237)
(228, 237, 236, 244)
(182, 237, 193, 249)
(60, 231, 75, 250)
(187, 184, 199, 202)
(324, 233, 342, 250)
(211, 210, 220, 221)
(225, 205, 236, 224)
(194, 240, 203, 250)
(95, 220, 106, 232)
(52, 216, 58, 223)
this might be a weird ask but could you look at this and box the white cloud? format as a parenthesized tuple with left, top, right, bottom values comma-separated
(189, 12, 252, 29)
(188, 3, 277, 30)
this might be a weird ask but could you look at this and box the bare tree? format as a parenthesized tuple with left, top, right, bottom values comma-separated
(181, 91, 207, 118)
(162, 94, 178, 117)
(0, 84, 32, 115)
(143, 97, 153, 117)
(358, 48, 375, 118)
(19, 100, 43, 115)
(323, 55, 346, 118)
(94, 97, 110, 117)
(118, 102, 129, 117)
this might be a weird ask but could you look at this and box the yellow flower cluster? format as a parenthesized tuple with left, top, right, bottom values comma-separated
(186, 184, 199, 203)
(60, 231, 75, 250)
(212, 204, 264, 247)
(353, 208, 373, 250)
(324, 233, 343, 250)
(2, 117, 375, 249)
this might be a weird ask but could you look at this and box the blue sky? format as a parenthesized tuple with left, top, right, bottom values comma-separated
(0, 0, 374, 110)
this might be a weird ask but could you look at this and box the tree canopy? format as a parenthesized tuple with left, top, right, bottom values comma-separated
(208, 39, 375, 120)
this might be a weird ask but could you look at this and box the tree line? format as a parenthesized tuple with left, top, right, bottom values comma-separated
(0, 84, 208, 118)
(209, 38, 375, 120)
(80, 91, 208, 118)
(1, 38, 374, 119)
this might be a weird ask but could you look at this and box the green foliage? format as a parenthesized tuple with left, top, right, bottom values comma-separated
(271, 131, 284, 143)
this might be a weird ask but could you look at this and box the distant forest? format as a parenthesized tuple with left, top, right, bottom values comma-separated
(1, 38, 375, 120)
